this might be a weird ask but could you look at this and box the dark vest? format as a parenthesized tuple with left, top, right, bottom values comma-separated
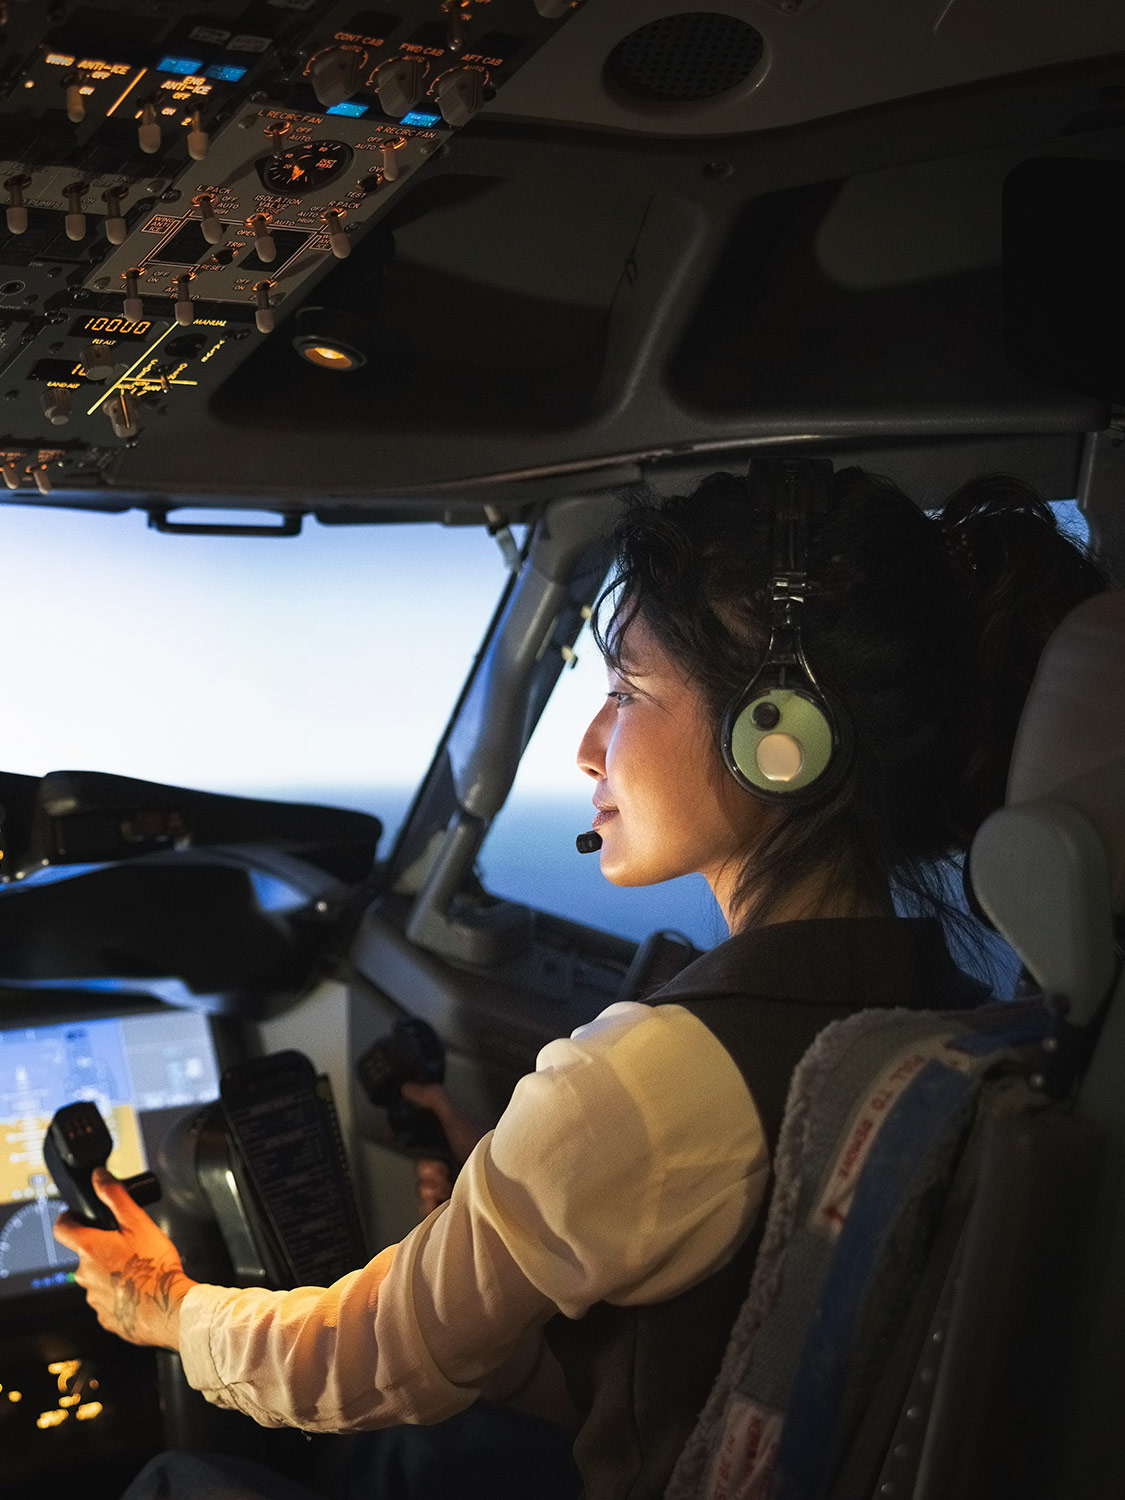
(544, 918, 987, 1500)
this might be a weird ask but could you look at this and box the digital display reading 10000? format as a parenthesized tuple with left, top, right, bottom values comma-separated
(68, 315, 153, 341)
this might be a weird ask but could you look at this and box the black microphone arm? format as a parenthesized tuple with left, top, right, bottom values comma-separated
(576, 831, 603, 854)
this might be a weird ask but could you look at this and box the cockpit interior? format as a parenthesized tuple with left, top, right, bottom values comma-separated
(1, 2, 1124, 1497)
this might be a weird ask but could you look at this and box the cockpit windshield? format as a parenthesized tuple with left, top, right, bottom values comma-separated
(1, 506, 508, 845)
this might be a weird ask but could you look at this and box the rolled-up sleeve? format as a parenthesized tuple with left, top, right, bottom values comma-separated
(178, 1001, 768, 1431)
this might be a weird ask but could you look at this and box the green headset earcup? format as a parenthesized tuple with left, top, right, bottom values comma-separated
(724, 687, 836, 798)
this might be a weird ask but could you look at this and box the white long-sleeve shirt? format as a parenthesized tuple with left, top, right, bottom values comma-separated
(178, 999, 768, 1432)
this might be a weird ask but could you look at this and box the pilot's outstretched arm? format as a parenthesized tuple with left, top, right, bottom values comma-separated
(53, 1001, 766, 1433)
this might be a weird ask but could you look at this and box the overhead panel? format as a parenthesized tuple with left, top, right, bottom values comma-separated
(0, 1, 1120, 510)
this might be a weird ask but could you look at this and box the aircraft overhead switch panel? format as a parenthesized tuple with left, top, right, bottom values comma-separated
(0, 0, 588, 495)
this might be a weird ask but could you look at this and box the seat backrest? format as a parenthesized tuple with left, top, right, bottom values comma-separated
(665, 997, 1059, 1500)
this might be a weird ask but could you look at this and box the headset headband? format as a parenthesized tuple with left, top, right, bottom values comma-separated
(756, 456, 833, 695)
(720, 457, 849, 805)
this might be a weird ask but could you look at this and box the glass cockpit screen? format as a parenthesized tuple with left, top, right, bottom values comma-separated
(0, 1011, 220, 1300)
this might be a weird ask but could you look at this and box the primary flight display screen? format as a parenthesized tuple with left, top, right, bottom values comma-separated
(0, 1010, 221, 1300)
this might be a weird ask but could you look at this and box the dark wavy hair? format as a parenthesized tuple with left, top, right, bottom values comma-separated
(594, 467, 1106, 930)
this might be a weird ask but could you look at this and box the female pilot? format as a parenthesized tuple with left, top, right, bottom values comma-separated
(54, 463, 1104, 1500)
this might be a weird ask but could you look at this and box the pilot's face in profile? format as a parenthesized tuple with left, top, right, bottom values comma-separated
(577, 616, 761, 904)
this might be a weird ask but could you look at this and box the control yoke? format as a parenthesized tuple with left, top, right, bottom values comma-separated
(44, 1101, 161, 1231)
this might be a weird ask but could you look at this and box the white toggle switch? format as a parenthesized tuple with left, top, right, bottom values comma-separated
(122, 268, 144, 321)
(4, 175, 29, 235)
(374, 57, 427, 119)
(64, 181, 87, 241)
(264, 121, 290, 158)
(195, 194, 222, 244)
(33, 465, 53, 495)
(249, 214, 276, 263)
(254, 282, 275, 334)
(444, 1, 466, 53)
(103, 188, 127, 244)
(138, 101, 161, 154)
(66, 80, 86, 123)
(380, 140, 404, 181)
(434, 68, 485, 128)
(2, 460, 23, 490)
(322, 210, 350, 259)
(186, 110, 209, 161)
(174, 273, 194, 326)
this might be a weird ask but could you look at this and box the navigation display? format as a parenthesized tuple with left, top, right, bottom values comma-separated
(0, 1011, 221, 1300)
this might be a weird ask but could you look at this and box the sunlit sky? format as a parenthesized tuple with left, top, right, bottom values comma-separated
(0, 503, 606, 798)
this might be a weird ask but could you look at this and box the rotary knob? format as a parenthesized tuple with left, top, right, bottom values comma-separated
(308, 47, 367, 109)
(80, 344, 117, 382)
(105, 390, 140, 438)
(374, 57, 427, 119)
(434, 68, 485, 128)
(42, 388, 72, 426)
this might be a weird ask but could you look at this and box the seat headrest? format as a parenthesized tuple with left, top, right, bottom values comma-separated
(970, 590, 1124, 1021)
(1006, 589, 1125, 911)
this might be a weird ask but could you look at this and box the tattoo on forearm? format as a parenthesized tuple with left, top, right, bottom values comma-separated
(111, 1256, 181, 1341)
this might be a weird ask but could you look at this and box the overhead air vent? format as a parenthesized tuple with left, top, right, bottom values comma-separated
(605, 12, 765, 105)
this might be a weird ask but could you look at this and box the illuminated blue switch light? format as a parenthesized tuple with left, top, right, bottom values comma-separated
(156, 55, 204, 76)
(402, 110, 441, 128)
(205, 64, 248, 83)
(326, 101, 369, 117)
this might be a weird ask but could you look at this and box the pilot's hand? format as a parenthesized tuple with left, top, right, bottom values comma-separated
(52, 1167, 197, 1350)
(400, 1081, 488, 1164)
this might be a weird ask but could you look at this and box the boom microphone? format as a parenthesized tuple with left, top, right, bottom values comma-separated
(576, 831, 603, 854)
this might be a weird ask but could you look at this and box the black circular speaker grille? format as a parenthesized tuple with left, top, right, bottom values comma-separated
(606, 12, 765, 104)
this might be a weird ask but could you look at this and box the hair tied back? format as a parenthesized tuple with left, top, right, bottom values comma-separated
(939, 474, 1066, 584)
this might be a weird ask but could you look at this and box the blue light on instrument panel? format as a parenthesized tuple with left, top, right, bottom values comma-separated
(205, 63, 249, 83)
(402, 110, 441, 127)
(326, 101, 370, 116)
(156, 55, 205, 76)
